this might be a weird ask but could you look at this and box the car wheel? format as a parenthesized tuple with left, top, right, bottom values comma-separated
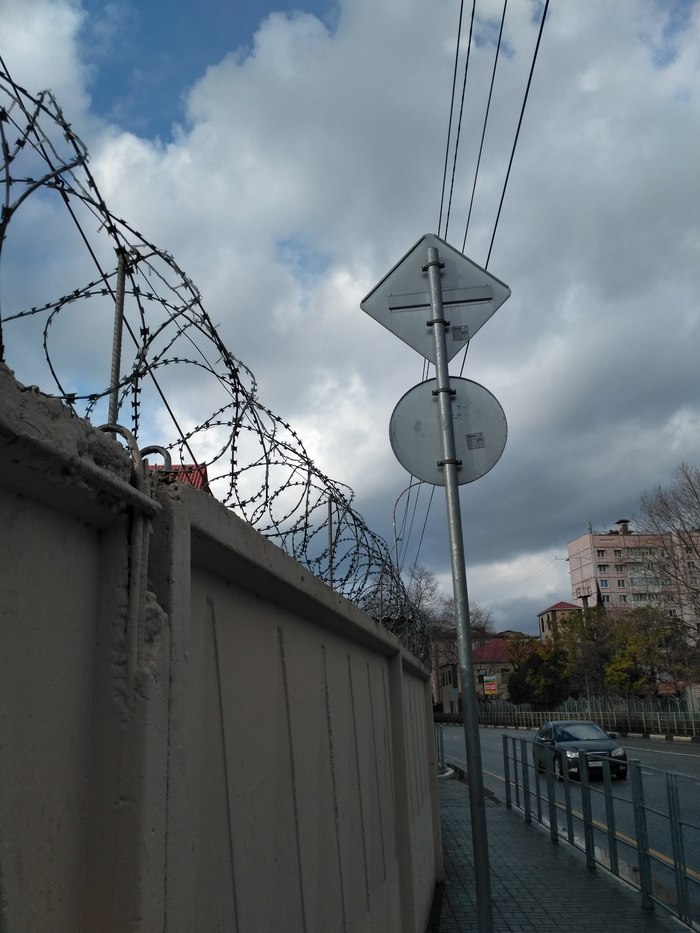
(554, 756, 564, 781)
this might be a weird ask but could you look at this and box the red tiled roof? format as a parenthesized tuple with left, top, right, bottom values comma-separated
(538, 601, 580, 615)
(150, 463, 211, 492)
(472, 638, 511, 664)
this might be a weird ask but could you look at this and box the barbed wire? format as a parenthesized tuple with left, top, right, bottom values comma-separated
(0, 60, 431, 664)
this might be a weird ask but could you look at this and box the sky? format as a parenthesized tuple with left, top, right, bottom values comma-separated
(2, 0, 700, 635)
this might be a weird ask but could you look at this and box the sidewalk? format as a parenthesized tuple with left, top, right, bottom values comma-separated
(429, 776, 685, 932)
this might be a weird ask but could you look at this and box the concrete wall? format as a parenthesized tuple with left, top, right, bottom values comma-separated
(0, 364, 442, 933)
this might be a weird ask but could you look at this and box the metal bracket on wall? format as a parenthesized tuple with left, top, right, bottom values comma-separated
(98, 424, 162, 683)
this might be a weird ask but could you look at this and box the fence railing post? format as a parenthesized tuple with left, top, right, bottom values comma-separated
(545, 747, 558, 844)
(520, 738, 531, 824)
(601, 759, 619, 876)
(578, 755, 596, 871)
(666, 772, 691, 924)
(512, 737, 521, 811)
(630, 760, 653, 910)
(502, 734, 512, 810)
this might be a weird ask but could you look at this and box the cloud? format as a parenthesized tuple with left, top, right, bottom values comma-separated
(2, 0, 700, 633)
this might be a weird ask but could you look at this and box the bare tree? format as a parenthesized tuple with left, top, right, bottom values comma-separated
(430, 590, 495, 669)
(638, 462, 700, 625)
(406, 563, 442, 618)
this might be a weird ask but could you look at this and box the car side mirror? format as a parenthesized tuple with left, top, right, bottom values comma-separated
(607, 731, 619, 739)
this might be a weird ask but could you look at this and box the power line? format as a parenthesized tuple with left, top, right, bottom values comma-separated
(396, 481, 423, 569)
(443, 0, 477, 242)
(437, 0, 466, 239)
(485, 0, 550, 269)
(461, 0, 509, 254)
(403, 484, 437, 593)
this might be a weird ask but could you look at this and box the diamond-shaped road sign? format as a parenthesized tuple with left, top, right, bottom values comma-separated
(360, 233, 510, 364)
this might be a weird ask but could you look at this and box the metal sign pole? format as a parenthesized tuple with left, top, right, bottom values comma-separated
(108, 248, 127, 426)
(424, 245, 494, 932)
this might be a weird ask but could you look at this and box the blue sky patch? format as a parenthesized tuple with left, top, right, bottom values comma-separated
(78, 0, 339, 139)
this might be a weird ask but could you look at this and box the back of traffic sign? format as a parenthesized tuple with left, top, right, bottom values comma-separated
(360, 233, 510, 364)
(389, 377, 507, 486)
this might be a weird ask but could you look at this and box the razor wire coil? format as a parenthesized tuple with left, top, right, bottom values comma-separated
(0, 62, 431, 665)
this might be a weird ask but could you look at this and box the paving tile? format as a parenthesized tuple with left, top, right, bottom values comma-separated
(429, 778, 685, 932)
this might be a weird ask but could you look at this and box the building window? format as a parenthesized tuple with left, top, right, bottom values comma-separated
(617, 579, 625, 588)
(600, 580, 609, 588)
(688, 562, 697, 571)
(602, 595, 610, 603)
(619, 595, 628, 603)
(614, 549, 622, 558)
(614, 564, 624, 573)
(597, 549, 606, 558)
(597, 564, 609, 573)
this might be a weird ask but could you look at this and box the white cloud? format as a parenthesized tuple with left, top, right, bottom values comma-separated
(1, 0, 90, 113)
(3, 0, 700, 632)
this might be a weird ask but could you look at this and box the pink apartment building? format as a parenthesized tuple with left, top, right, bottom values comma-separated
(566, 518, 700, 630)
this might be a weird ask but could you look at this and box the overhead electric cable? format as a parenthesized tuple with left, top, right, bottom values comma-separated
(485, 0, 550, 269)
(443, 0, 477, 242)
(461, 0, 509, 254)
(398, 482, 423, 570)
(402, 484, 437, 608)
(457, 338, 470, 378)
(437, 0, 466, 238)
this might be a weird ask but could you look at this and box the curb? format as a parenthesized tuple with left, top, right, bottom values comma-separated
(443, 761, 500, 802)
(624, 732, 699, 742)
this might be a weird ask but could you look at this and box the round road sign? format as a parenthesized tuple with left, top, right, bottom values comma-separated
(389, 377, 507, 486)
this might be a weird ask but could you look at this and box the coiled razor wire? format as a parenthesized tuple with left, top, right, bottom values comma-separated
(0, 60, 430, 664)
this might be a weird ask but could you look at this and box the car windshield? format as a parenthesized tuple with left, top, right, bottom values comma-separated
(554, 723, 607, 742)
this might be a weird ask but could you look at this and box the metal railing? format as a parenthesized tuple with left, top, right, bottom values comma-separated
(435, 707, 700, 737)
(434, 720, 446, 772)
(501, 734, 700, 929)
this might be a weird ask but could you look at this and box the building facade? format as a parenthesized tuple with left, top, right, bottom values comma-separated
(434, 631, 529, 711)
(537, 601, 581, 640)
(567, 518, 700, 630)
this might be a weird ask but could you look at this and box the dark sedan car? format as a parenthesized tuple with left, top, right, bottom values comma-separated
(533, 720, 627, 780)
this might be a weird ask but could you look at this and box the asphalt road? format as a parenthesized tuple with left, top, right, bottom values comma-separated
(440, 724, 700, 923)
